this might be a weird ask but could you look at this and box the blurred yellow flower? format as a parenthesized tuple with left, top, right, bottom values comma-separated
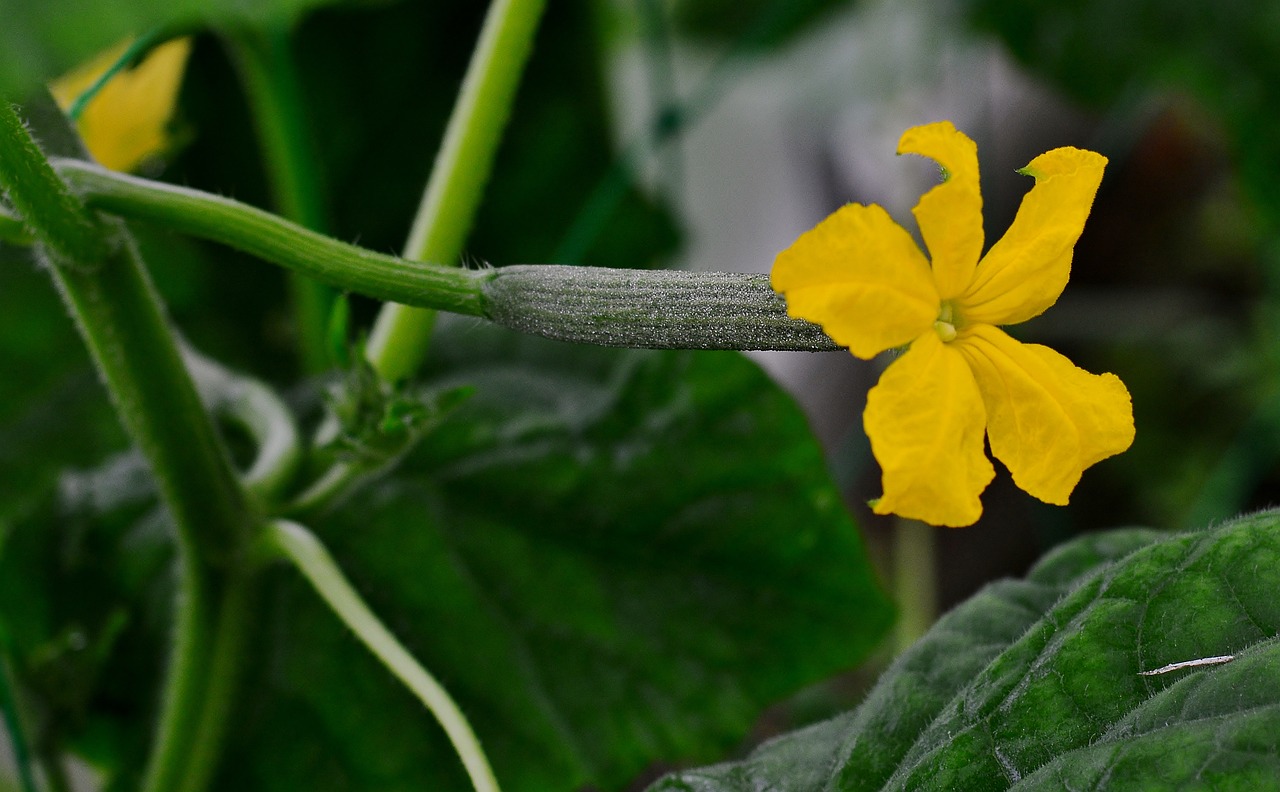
(772, 121, 1133, 527)
(49, 37, 191, 172)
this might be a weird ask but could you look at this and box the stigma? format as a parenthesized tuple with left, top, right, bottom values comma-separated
(934, 301, 959, 342)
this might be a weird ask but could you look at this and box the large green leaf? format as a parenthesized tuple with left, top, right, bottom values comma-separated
(649, 512, 1280, 790)
(215, 326, 892, 791)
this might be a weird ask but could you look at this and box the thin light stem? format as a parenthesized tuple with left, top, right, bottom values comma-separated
(283, 461, 358, 515)
(184, 347, 302, 504)
(365, 0, 548, 382)
(263, 520, 501, 792)
(225, 26, 334, 372)
(892, 518, 937, 653)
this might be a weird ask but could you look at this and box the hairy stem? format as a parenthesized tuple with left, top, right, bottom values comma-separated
(365, 0, 548, 381)
(58, 160, 838, 351)
(59, 159, 487, 315)
(0, 102, 108, 263)
(263, 520, 501, 792)
(0, 98, 255, 792)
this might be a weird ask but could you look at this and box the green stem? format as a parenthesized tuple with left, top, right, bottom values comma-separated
(0, 99, 255, 792)
(365, 0, 548, 382)
(638, 0, 683, 211)
(892, 518, 937, 653)
(59, 159, 487, 316)
(0, 103, 108, 264)
(283, 460, 359, 515)
(172, 568, 257, 792)
(263, 520, 501, 792)
(225, 26, 334, 372)
(56, 160, 838, 351)
(3, 104, 251, 565)
(143, 559, 258, 792)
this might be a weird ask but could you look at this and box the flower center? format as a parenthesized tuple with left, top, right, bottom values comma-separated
(934, 301, 959, 343)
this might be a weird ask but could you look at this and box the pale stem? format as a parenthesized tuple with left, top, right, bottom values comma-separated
(263, 520, 501, 792)
(364, 0, 548, 382)
(893, 517, 937, 653)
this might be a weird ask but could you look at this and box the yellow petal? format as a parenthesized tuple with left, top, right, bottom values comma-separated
(864, 331, 994, 527)
(956, 325, 1134, 505)
(772, 203, 938, 359)
(958, 147, 1106, 326)
(897, 121, 984, 301)
(50, 37, 191, 173)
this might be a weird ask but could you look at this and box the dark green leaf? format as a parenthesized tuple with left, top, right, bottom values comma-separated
(649, 513, 1280, 790)
(217, 326, 892, 791)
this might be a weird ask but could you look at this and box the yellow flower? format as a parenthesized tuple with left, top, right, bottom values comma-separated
(49, 37, 191, 173)
(772, 121, 1134, 527)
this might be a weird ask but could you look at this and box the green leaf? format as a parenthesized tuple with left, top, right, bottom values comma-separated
(648, 513, 1280, 790)
(217, 326, 892, 791)
(0, 0, 347, 100)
